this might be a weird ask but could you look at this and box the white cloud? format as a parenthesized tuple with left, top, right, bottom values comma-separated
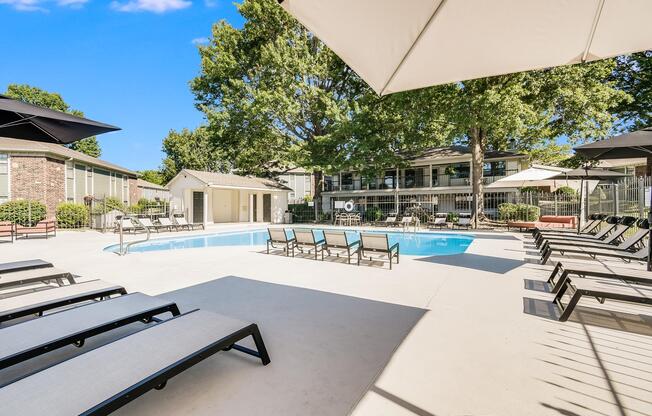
(0, 0, 87, 11)
(204, 0, 216, 7)
(191, 37, 208, 46)
(110, 0, 191, 13)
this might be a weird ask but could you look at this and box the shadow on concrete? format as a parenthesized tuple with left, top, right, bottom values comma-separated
(137, 276, 428, 416)
(371, 386, 437, 416)
(468, 234, 520, 241)
(416, 253, 523, 274)
(523, 297, 652, 337)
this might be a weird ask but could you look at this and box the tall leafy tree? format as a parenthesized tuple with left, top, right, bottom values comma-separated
(613, 51, 651, 130)
(4, 84, 102, 158)
(161, 126, 230, 183)
(423, 60, 628, 223)
(138, 169, 165, 186)
(191, 0, 449, 214)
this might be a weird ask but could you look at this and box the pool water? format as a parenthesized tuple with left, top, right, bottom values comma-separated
(106, 229, 473, 257)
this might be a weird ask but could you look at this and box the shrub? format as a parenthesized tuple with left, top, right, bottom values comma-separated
(56, 203, 89, 228)
(366, 206, 383, 221)
(91, 197, 125, 215)
(446, 212, 459, 223)
(554, 186, 577, 196)
(498, 203, 540, 222)
(0, 200, 47, 226)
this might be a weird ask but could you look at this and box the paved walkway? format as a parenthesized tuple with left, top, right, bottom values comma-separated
(0, 225, 649, 416)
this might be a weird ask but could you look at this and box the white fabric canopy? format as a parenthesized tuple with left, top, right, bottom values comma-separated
(487, 166, 582, 190)
(280, 0, 652, 95)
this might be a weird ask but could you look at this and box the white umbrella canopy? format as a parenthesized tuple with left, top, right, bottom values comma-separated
(279, 0, 652, 95)
(486, 166, 572, 189)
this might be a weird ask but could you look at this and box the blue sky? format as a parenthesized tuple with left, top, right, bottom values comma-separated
(0, 0, 244, 171)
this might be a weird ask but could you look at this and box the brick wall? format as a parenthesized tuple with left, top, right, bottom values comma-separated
(10, 155, 65, 218)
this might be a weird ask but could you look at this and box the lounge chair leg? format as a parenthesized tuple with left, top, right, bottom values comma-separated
(547, 262, 563, 285)
(557, 291, 582, 322)
(250, 324, 271, 365)
(551, 270, 571, 294)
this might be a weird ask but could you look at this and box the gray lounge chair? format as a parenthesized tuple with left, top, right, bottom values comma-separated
(0, 267, 75, 290)
(323, 230, 360, 264)
(536, 216, 636, 249)
(533, 213, 605, 239)
(0, 279, 126, 324)
(539, 221, 648, 255)
(379, 215, 398, 227)
(158, 217, 178, 231)
(454, 213, 471, 229)
(540, 244, 648, 265)
(136, 217, 164, 233)
(359, 233, 400, 269)
(534, 215, 622, 248)
(293, 229, 325, 260)
(553, 276, 652, 322)
(174, 215, 204, 231)
(115, 217, 141, 234)
(266, 228, 296, 256)
(0, 292, 179, 370)
(0, 309, 270, 415)
(428, 213, 448, 229)
(546, 261, 652, 294)
(0, 259, 52, 274)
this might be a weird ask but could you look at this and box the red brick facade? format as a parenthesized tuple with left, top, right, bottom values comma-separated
(129, 178, 139, 205)
(10, 155, 65, 218)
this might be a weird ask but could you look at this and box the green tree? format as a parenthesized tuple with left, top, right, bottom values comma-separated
(161, 126, 230, 183)
(613, 51, 651, 130)
(191, 0, 450, 217)
(138, 169, 165, 186)
(423, 60, 628, 224)
(4, 84, 102, 158)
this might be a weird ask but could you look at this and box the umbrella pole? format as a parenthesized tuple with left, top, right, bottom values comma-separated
(577, 179, 584, 234)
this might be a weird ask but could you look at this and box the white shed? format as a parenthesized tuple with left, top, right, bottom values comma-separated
(167, 169, 292, 225)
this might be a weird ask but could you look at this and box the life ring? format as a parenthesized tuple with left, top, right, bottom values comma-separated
(344, 200, 355, 212)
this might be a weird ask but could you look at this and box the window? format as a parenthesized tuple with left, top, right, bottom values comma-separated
(382, 170, 396, 189)
(404, 167, 424, 188)
(431, 167, 439, 186)
(0, 154, 8, 203)
(484, 161, 506, 177)
(65, 161, 75, 201)
(341, 173, 354, 190)
(447, 163, 470, 179)
(122, 175, 129, 204)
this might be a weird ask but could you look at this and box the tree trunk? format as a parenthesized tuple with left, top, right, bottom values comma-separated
(470, 128, 485, 228)
(313, 170, 323, 222)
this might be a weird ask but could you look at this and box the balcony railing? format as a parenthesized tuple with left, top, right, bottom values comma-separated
(324, 170, 518, 192)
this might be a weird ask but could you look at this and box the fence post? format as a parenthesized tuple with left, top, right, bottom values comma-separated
(613, 184, 619, 216)
(639, 177, 645, 218)
(28, 200, 32, 226)
(554, 193, 558, 216)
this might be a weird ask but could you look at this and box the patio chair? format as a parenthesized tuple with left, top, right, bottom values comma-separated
(428, 213, 448, 229)
(359, 233, 400, 270)
(0, 293, 180, 371)
(454, 213, 471, 229)
(0, 267, 76, 290)
(400, 216, 414, 231)
(540, 244, 648, 265)
(0, 279, 127, 324)
(553, 276, 651, 322)
(0, 259, 53, 274)
(0, 309, 270, 415)
(350, 213, 362, 226)
(533, 213, 606, 239)
(535, 216, 635, 249)
(0, 221, 14, 243)
(137, 217, 165, 233)
(266, 228, 297, 256)
(546, 261, 652, 294)
(115, 217, 139, 234)
(534, 215, 620, 248)
(174, 214, 205, 231)
(158, 217, 178, 231)
(538, 218, 647, 254)
(323, 230, 360, 265)
(381, 215, 398, 227)
(293, 229, 325, 260)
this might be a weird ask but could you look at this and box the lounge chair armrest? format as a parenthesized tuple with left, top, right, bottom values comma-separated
(315, 239, 325, 245)
(348, 240, 360, 248)
(390, 242, 399, 252)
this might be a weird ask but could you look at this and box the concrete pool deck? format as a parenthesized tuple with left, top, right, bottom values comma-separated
(0, 224, 650, 416)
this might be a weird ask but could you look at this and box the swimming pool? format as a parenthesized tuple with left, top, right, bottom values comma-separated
(105, 229, 474, 256)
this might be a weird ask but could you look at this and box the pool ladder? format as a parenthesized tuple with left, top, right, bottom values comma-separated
(117, 216, 151, 256)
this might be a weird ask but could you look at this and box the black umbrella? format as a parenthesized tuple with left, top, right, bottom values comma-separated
(574, 128, 652, 270)
(551, 167, 629, 234)
(0, 94, 120, 144)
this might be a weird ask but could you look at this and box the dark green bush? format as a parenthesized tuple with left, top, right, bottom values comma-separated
(91, 197, 125, 214)
(553, 186, 577, 196)
(56, 203, 89, 228)
(498, 203, 540, 222)
(366, 206, 383, 221)
(0, 200, 47, 226)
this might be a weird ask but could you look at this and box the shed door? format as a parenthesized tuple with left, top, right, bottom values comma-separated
(192, 191, 204, 223)
(263, 194, 271, 222)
